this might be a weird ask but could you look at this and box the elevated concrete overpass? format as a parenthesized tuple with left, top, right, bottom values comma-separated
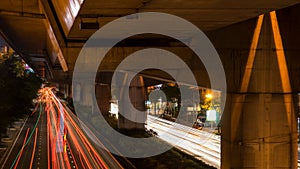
(0, 0, 298, 79)
(1, 0, 300, 168)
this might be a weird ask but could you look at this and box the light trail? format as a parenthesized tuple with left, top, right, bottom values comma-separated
(10, 103, 43, 169)
(63, 111, 109, 169)
(63, 107, 130, 169)
(38, 87, 121, 169)
(12, 128, 30, 169)
(0, 116, 28, 169)
(146, 115, 221, 168)
(78, 151, 87, 169)
(5, 87, 123, 169)
(66, 124, 95, 169)
(47, 111, 51, 169)
(29, 128, 38, 169)
(66, 141, 79, 169)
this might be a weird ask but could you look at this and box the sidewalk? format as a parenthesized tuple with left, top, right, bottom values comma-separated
(0, 117, 27, 166)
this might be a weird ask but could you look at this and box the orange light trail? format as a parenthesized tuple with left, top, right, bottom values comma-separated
(29, 128, 38, 169)
(78, 150, 87, 169)
(47, 116, 51, 169)
(66, 124, 94, 169)
(66, 141, 79, 169)
(63, 104, 124, 169)
(51, 91, 108, 168)
(64, 111, 109, 169)
(37, 87, 120, 169)
(13, 128, 30, 169)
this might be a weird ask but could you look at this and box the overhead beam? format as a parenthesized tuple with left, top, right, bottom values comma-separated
(39, 0, 68, 72)
(66, 37, 189, 48)
(0, 10, 45, 19)
(0, 26, 37, 72)
(39, 0, 66, 47)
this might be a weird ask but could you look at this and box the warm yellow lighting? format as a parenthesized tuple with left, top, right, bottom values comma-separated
(205, 93, 213, 99)
(231, 14, 264, 141)
(270, 11, 297, 167)
(168, 83, 176, 87)
(64, 144, 67, 153)
(270, 11, 291, 93)
(240, 14, 264, 92)
(270, 11, 293, 131)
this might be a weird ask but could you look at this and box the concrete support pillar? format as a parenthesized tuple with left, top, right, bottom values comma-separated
(68, 83, 72, 98)
(64, 83, 69, 98)
(81, 83, 93, 106)
(222, 13, 297, 169)
(58, 83, 69, 98)
(118, 75, 147, 129)
(73, 83, 81, 102)
(95, 84, 110, 116)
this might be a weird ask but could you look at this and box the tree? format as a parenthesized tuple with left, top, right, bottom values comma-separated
(0, 53, 42, 135)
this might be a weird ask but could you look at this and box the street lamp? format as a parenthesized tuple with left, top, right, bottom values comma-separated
(205, 93, 213, 99)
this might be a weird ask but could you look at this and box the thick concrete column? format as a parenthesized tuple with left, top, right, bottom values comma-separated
(73, 83, 81, 102)
(64, 83, 69, 98)
(81, 83, 93, 106)
(95, 83, 110, 116)
(118, 75, 147, 129)
(221, 13, 297, 168)
(58, 83, 70, 98)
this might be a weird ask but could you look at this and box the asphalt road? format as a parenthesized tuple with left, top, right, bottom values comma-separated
(1, 87, 123, 169)
(1, 104, 47, 169)
(146, 115, 221, 169)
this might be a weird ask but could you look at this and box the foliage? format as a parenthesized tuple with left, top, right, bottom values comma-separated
(161, 83, 180, 102)
(161, 83, 181, 116)
(0, 53, 42, 135)
(199, 93, 221, 116)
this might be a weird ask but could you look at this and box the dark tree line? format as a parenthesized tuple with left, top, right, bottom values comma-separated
(0, 53, 42, 136)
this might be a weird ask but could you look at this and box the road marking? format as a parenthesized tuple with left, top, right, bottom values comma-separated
(13, 128, 30, 169)
(0, 117, 29, 168)
(29, 128, 39, 168)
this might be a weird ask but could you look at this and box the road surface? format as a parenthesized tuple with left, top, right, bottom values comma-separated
(1, 87, 123, 169)
(146, 115, 221, 168)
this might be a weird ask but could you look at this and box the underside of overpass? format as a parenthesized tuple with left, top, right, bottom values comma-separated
(1, 0, 300, 168)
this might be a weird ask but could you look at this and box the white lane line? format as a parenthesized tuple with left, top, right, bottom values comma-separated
(0, 116, 29, 169)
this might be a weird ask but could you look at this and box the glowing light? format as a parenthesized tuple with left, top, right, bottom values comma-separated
(13, 128, 30, 169)
(270, 11, 293, 131)
(32, 87, 118, 168)
(231, 14, 264, 140)
(29, 128, 38, 169)
(205, 93, 213, 99)
(240, 14, 264, 92)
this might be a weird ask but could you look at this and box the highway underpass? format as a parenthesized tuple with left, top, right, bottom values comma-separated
(1, 0, 300, 168)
